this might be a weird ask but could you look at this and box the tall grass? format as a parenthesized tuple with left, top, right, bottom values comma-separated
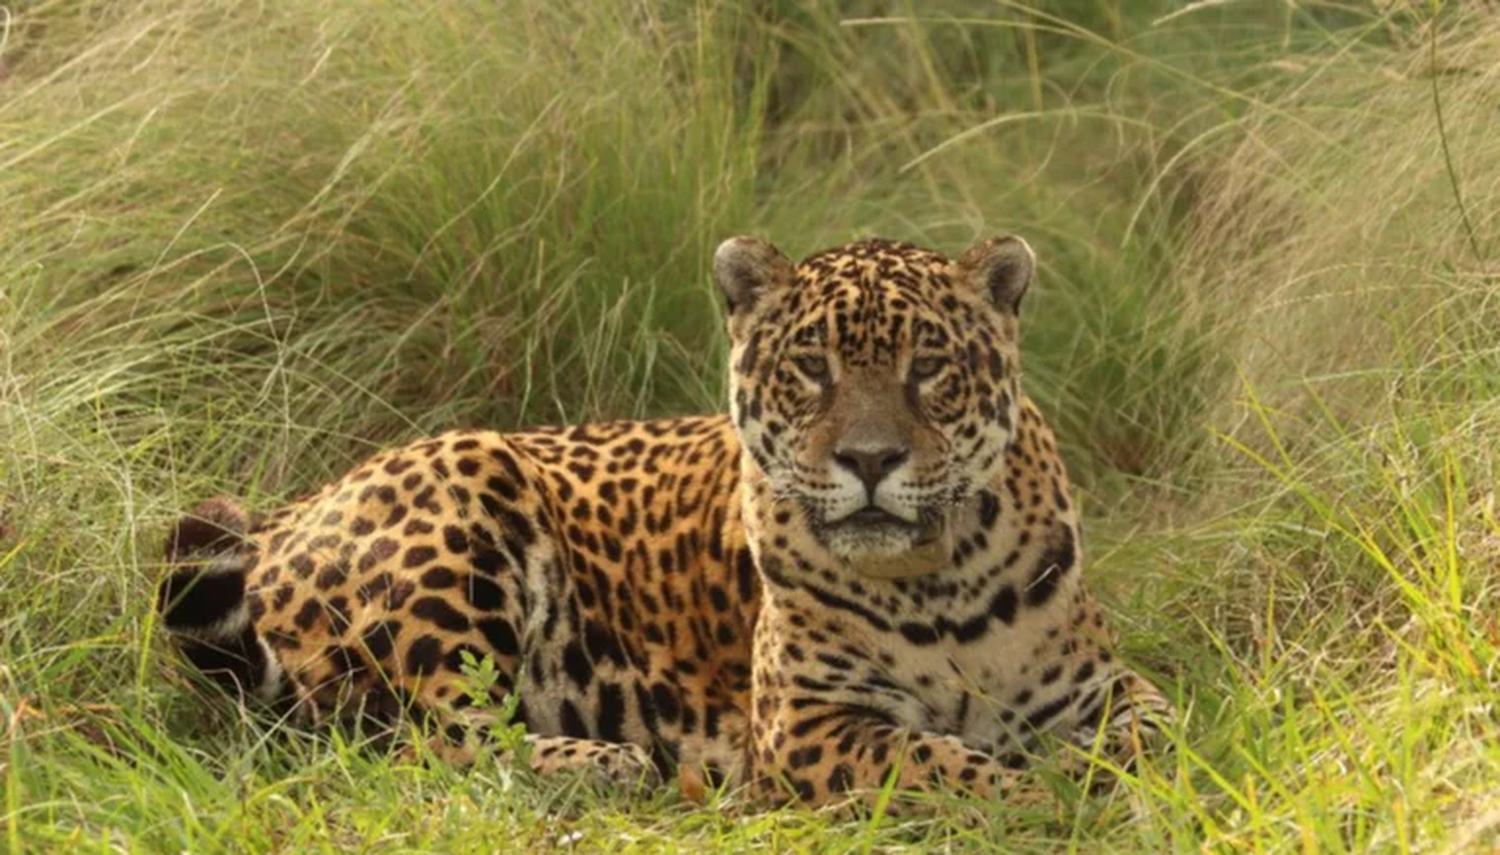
(3, 0, 1499, 851)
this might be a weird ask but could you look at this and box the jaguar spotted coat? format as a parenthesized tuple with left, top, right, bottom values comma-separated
(159, 235, 1172, 808)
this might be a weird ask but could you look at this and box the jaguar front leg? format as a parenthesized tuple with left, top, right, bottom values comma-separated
(751, 702, 1046, 810)
(418, 705, 663, 793)
(1057, 667, 1175, 788)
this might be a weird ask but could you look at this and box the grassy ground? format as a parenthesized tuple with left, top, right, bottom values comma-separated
(3, 1, 1499, 851)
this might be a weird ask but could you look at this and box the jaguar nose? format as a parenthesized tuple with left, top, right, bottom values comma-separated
(832, 446, 910, 495)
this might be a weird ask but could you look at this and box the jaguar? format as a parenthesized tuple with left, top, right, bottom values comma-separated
(158, 234, 1172, 808)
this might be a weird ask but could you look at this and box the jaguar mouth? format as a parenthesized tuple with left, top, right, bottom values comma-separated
(838, 507, 914, 528)
(826, 506, 942, 547)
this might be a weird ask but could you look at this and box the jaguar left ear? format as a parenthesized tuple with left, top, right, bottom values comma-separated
(714, 236, 794, 316)
(958, 235, 1035, 314)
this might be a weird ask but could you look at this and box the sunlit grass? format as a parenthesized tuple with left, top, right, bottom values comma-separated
(3, 0, 1499, 851)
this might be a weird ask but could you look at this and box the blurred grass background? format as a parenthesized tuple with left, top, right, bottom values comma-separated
(2, 1, 1499, 851)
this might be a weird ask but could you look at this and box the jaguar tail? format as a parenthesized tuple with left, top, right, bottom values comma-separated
(157, 497, 282, 704)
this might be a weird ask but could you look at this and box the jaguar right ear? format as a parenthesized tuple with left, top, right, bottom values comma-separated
(713, 237, 794, 316)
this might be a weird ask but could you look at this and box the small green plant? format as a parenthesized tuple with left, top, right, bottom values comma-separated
(455, 648, 530, 767)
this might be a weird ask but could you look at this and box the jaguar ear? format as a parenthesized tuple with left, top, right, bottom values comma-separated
(714, 236, 794, 316)
(958, 235, 1035, 314)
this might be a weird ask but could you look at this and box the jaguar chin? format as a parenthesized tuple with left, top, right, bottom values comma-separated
(816, 505, 946, 566)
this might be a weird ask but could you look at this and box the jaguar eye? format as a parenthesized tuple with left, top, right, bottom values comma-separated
(792, 355, 831, 382)
(909, 356, 946, 380)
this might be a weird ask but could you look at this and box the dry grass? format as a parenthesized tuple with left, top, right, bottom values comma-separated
(3, 1, 1499, 851)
